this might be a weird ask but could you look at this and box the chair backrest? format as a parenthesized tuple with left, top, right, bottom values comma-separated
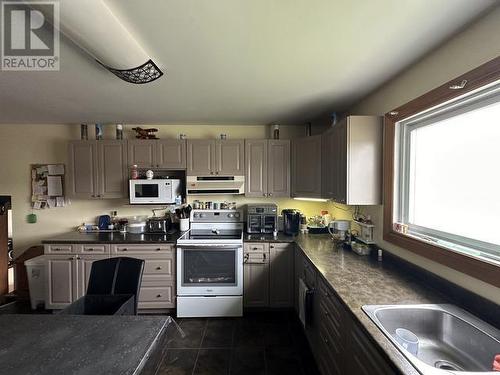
(87, 257, 145, 314)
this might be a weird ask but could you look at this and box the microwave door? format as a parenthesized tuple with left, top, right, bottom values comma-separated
(135, 183, 159, 199)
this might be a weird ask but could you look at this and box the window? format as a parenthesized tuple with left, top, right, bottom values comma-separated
(395, 81, 500, 265)
(383, 56, 500, 287)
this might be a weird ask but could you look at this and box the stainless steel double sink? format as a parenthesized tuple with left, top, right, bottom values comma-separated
(362, 304, 500, 374)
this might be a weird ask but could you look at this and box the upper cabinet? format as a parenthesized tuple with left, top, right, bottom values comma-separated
(128, 139, 186, 169)
(322, 116, 382, 205)
(187, 139, 244, 176)
(67, 140, 127, 199)
(245, 139, 290, 198)
(292, 135, 322, 198)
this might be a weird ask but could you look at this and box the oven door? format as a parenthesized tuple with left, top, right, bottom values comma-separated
(177, 245, 243, 296)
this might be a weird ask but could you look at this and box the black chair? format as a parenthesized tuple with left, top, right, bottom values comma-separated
(61, 257, 145, 315)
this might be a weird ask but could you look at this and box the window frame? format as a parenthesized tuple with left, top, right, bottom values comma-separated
(383, 56, 500, 287)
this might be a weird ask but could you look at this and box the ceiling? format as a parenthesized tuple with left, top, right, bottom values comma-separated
(0, 0, 495, 124)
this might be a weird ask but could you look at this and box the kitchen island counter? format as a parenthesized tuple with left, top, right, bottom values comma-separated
(0, 314, 170, 375)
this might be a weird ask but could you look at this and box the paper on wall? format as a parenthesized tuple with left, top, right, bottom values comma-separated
(33, 201, 43, 210)
(48, 164, 64, 175)
(47, 198, 56, 208)
(47, 175, 62, 196)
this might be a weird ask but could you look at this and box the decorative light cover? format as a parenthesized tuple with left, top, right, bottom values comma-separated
(55, 0, 163, 84)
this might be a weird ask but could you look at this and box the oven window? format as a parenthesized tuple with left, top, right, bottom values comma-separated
(183, 250, 236, 285)
(134, 184, 159, 198)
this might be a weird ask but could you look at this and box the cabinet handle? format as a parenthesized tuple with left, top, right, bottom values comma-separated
(323, 337, 329, 344)
(270, 245, 274, 249)
(87, 248, 94, 251)
(68, 257, 74, 260)
(156, 266, 162, 270)
(263, 253, 266, 260)
(244, 254, 249, 263)
(210, 171, 214, 175)
(215, 171, 219, 175)
(156, 248, 161, 251)
(156, 294, 162, 298)
(268, 193, 272, 197)
(121, 248, 127, 251)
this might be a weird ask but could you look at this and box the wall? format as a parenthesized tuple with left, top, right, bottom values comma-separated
(347, 7, 500, 304)
(0, 124, 328, 257)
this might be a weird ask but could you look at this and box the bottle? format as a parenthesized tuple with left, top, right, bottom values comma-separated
(116, 124, 123, 140)
(272, 124, 280, 139)
(81, 124, 88, 140)
(131, 165, 139, 179)
(95, 124, 103, 140)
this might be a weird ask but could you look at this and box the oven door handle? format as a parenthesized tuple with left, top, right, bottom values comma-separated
(178, 245, 242, 250)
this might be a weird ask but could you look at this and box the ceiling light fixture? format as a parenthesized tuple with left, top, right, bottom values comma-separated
(57, 0, 163, 84)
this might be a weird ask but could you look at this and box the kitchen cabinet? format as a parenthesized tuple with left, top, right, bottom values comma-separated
(245, 139, 290, 198)
(43, 243, 176, 310)
(187, 139, 244, 175)
(128, 139, 187, 169)
(292, 135, 322, 198)
(45, 253, 108, 309)
(243, 243, 269, 307)
(322, 116, 382, 204)
(67, 140, 127, 199)
(111, 243, 176, 309)
(295, 251, 400, 375)
(269, 242, 294, 307)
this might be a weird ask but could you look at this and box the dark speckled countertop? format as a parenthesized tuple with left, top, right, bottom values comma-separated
(0, 314, 171, 375)
(42, 231, 182, 244)
(295, 233, 447, 375)
(244, 232, 296, 242)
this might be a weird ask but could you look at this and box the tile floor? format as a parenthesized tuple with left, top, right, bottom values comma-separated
(157, 311, 319, 375)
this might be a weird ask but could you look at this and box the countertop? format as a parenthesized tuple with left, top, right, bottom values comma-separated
(42, 231, 182, 244)
(244, 232, 296, 242)
(0, 314, 171, 375)
(295, 234, 445, 375)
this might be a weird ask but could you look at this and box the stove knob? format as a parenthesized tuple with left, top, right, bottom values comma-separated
(234, 212, 240, 218)
(193, 213, 199, 218)
(228, 213, 234, 218)
(200, 213, 206, 218)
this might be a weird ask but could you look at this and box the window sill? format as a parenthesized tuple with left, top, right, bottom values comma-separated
(383, 229, 500, 288)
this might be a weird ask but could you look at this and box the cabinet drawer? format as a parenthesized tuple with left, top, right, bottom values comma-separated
(138, 283, 175, 309)
(318, 318, 344, 375)
(244, 251, 268, 264)
(303, 258, 316, 288)
(143, 258, 174, 277)
(111, 244, 174, 254)
(244, 243, 268, 253)
(77, 244, 109, 254)
(45, 244, 74, 254)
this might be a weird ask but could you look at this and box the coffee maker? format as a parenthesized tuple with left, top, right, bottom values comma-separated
(282, 209, 301, 236)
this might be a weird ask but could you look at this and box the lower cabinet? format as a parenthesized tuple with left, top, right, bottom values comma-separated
(244, 242, 294, 308)
(44, 243, 176, 311)
(110, 243, 176, 310)
(295, 249, 399, 375)
(45, 253, 108, 309)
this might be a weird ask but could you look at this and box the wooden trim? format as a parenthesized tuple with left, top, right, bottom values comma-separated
(383, 56, 500, 288)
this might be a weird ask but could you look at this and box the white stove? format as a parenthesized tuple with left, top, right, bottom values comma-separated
(176, 209, 244, 317)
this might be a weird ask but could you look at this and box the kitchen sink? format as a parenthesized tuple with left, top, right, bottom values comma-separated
(362, 304, 500, 374)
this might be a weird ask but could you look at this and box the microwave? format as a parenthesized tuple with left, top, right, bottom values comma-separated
(129, 179, 181, 204)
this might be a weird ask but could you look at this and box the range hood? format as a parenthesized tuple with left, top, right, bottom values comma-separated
(186, 176, 245, 195)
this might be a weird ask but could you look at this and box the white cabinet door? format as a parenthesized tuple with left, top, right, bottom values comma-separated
(46, 256, 77, 309)
(76, 255, 109, 298)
